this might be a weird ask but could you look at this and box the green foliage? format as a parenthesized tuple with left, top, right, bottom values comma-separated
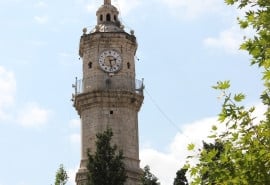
(200, 141, 230, 185)
(234, 93, 245, 102)
(226, 0, 270, 70)
(187, 81, 270, 184)
(173, 168, 189, 185)
(141, 165, 160, 185)
(187, 143, 195, 151)
(87, 128, 127, 185)
(54, 164, 68, 185)
(212, 80, 230, 90)
(185, 0, 270, 184)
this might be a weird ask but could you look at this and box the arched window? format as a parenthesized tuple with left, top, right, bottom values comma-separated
(127, 62, 130, 69)
(100, 15, 103, 22)
(114, 15, 117, 21)
(106, 14, 111, 21)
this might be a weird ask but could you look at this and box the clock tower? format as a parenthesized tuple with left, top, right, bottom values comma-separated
(72, 0, 144, 185)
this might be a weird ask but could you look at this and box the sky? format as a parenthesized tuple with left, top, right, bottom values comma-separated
(0, 0, 264, 185)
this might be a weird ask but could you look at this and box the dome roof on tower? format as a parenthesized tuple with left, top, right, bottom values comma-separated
(91, 1, 124, 33)
(97, 4, 118, 14)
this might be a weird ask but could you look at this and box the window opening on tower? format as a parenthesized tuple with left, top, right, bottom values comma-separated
(100, 15, 103, 22)
(106, 14, 111, 21)
(88, 62, 92, 68)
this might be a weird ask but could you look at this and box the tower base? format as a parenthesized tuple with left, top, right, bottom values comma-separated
(75, 167, 88, 185)
(125, 166, 143, 185)
(75, 166, 143, 185)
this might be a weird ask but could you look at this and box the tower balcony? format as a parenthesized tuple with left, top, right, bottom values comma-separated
(72, 75, 144, 97)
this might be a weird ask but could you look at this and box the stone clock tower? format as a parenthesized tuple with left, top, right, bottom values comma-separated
(72, 0, 144, 185)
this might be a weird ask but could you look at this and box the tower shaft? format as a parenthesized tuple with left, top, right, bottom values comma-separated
(73, 1, 144, 185)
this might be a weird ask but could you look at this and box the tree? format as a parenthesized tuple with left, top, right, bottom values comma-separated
(54, 164, 68, 185)
(87, 128, 127, 185)
(173, 168, 189, 185)
(185, 0, 270, 184)
(141, 165, 160, 185)
(199, 141, 231, 185)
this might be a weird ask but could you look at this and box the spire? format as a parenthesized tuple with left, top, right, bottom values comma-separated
(104, 0, 111, 5)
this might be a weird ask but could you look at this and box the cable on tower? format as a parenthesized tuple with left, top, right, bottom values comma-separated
(145, 88, 183, 134)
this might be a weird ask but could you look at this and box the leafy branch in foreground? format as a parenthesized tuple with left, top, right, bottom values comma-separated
(187, 81, 270, 184)
(185, 0, 270, 184)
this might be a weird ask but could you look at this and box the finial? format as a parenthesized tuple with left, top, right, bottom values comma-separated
(104, 0, 111, 5)
(82, 27, 87, 34)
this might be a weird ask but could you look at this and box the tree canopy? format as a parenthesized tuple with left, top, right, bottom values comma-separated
(185, 0, 270, 184)
(54, 164, 68, 185)
(86, 128, 127, 185)
(173, 168, 189, 185)
(141, 165, 160, 185)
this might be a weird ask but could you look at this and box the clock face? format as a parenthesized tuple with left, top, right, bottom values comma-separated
(98, 50, 122, 73)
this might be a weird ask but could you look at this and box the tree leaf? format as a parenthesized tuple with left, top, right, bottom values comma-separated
(212, 81, 230, 90)
(187, 143, 195, 151)
(212, 125, 218, 131)
(234, 93, 245, 102)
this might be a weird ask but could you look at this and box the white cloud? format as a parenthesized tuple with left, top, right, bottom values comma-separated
(67, 166, 79, 185)
(34, 15, 49, 24)
(203, 25, 255, 54)
(0, 66, 16, 120)
(140, 149, 179, 184)
(17, 102, 51, 128)
(140, 103, 266, 184)
(140, 117, 217, 184)
(203, 2, 257, 54)
(35, 1, 48, 8)
(204, 26, 243, 53)
(0, 66, 52, 127)
(161, 0, 222, 20)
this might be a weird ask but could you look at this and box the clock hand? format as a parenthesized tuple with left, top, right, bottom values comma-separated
(109, 58, 116, 67)
(109, 59, 113, 67)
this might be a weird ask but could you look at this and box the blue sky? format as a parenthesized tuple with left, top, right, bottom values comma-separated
(0, 0, 264, 185)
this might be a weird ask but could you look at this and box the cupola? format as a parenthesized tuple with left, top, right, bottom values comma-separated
(93, 0, 123, 32)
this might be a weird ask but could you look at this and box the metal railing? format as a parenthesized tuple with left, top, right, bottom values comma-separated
(72, 75, 144, 96)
